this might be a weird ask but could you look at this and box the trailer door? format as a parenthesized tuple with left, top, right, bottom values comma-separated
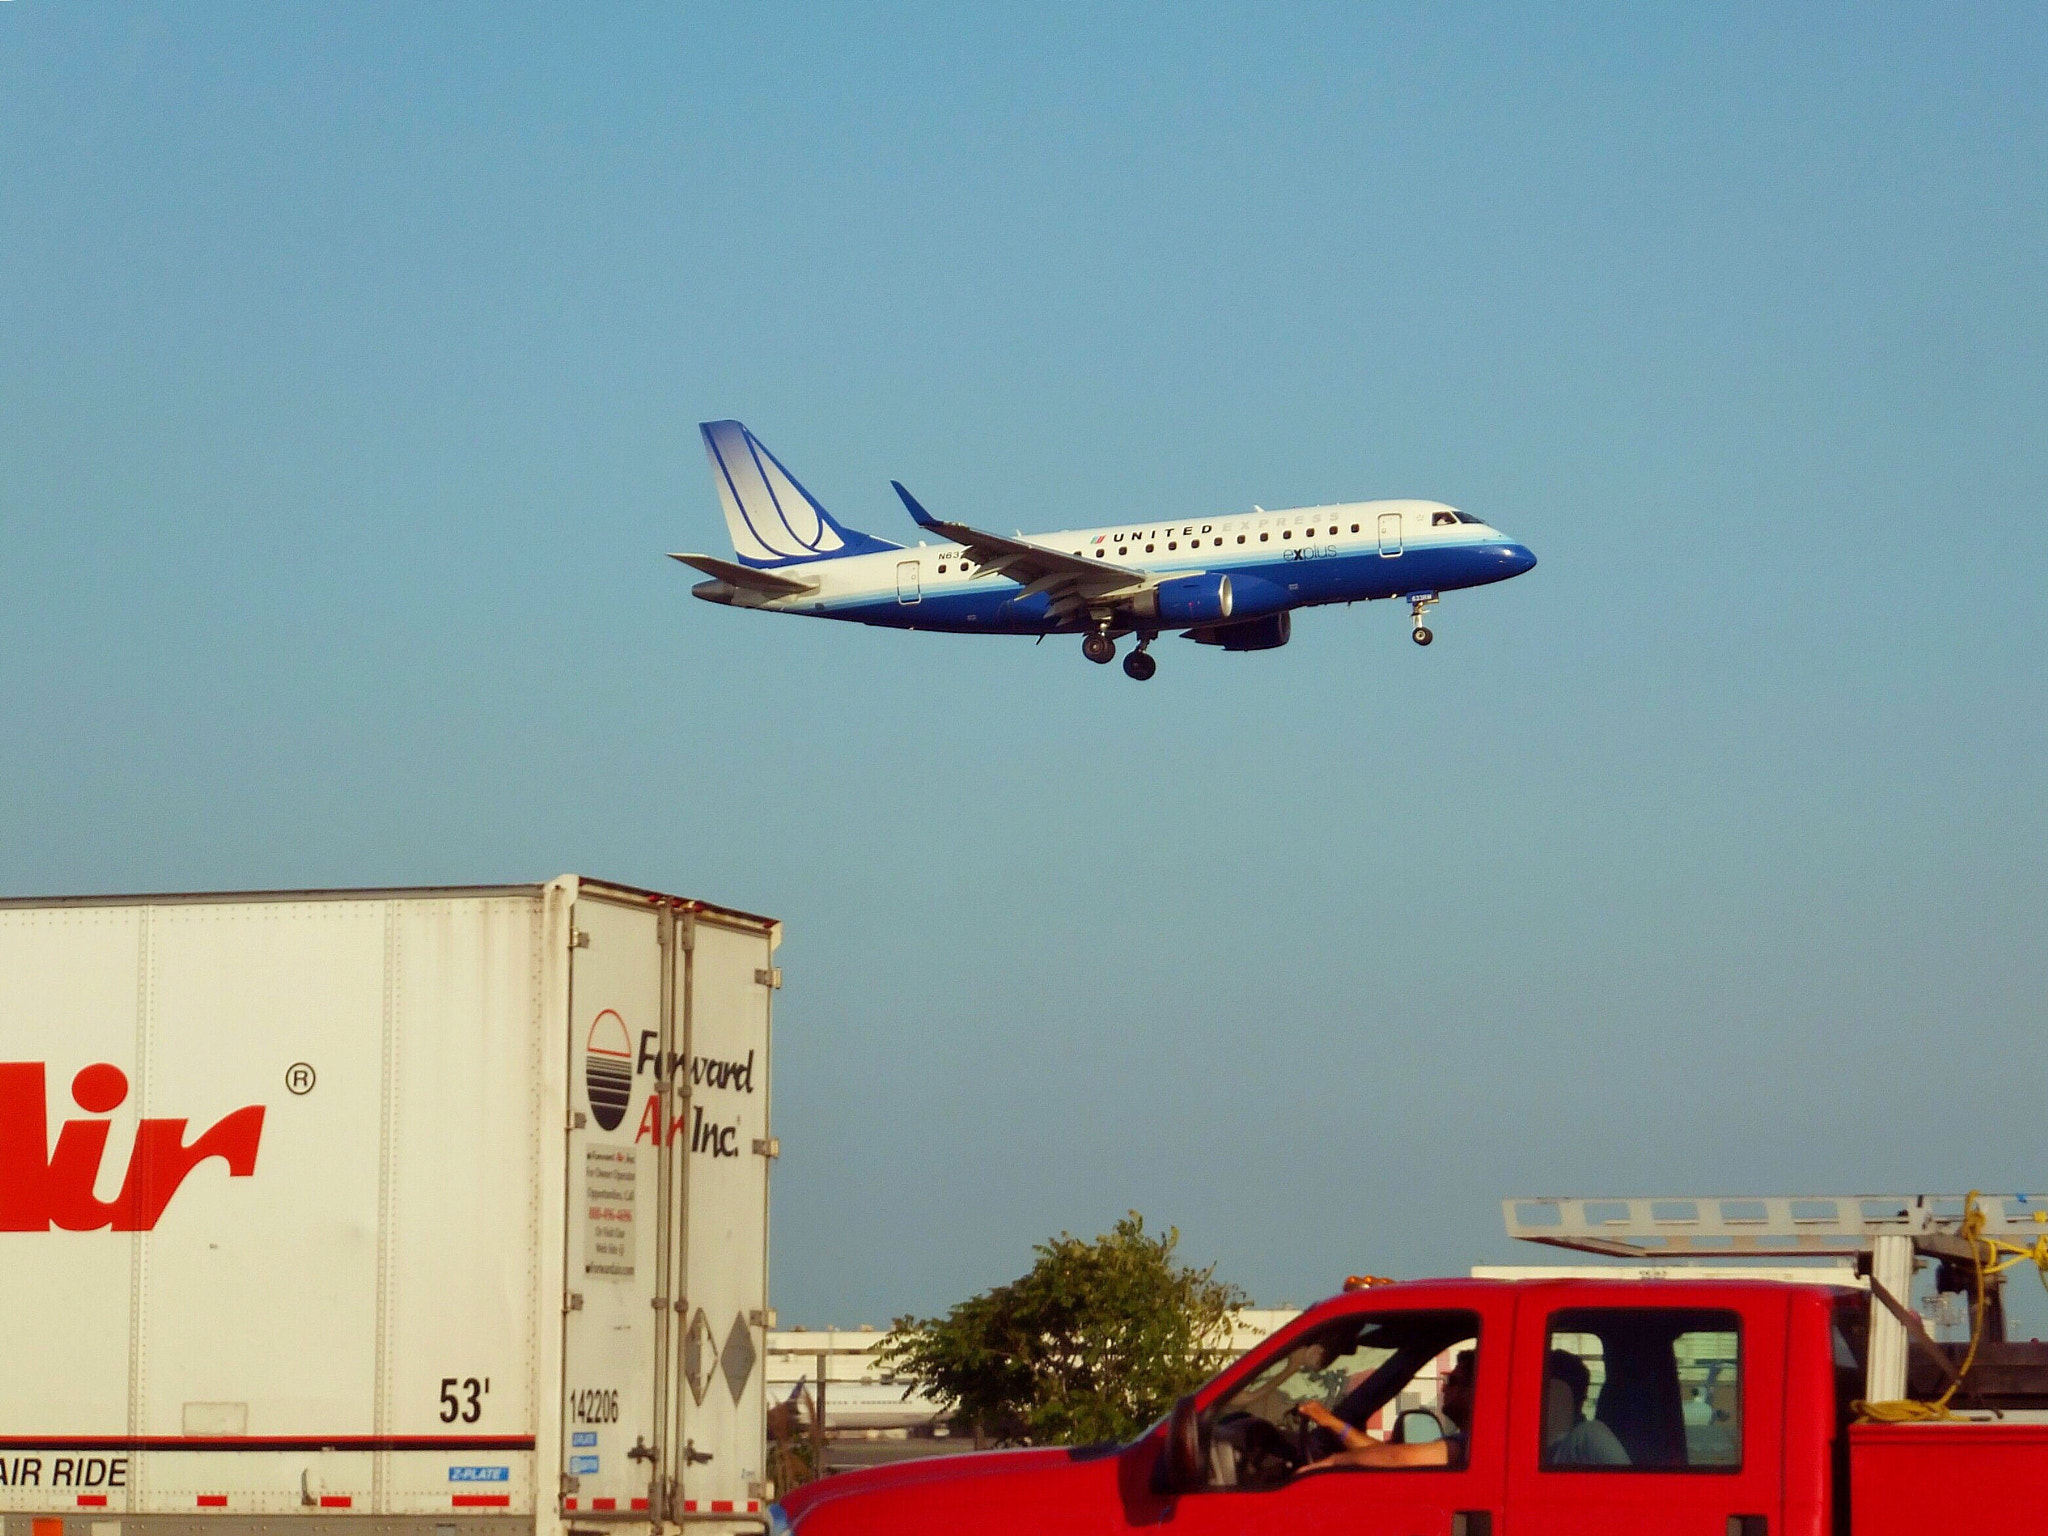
(671, 914, 776, 1515)
(561, 895, 672, 1520)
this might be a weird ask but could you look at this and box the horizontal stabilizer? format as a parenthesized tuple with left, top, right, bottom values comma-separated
(667, 552, 818, 597)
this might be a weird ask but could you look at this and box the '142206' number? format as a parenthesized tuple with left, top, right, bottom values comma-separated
(571, 1389, 619, 1424)
(439, 1377, 491, 1424)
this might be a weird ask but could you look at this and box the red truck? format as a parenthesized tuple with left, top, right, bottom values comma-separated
(771, 1196, 2047, 1536)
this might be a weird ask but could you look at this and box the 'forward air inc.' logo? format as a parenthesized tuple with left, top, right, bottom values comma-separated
(0, 1063, 266, 1232)
(584, 1011, 634, 1131)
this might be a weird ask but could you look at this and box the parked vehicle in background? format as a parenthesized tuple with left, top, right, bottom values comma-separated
(0, 877, 780, 1536)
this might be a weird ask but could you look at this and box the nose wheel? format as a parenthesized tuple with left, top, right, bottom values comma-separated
(1082, 631, 1117, 665)
(1407, 593, 1439, 646)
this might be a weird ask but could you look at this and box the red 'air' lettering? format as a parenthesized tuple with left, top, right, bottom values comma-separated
(0, 1063, 265, 1232)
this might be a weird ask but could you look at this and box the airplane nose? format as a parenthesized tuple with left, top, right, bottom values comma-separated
(1499, 542, 1537, 575)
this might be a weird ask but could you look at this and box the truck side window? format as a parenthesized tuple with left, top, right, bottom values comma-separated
(1199, 1310, 1481, 1490)
(1542, 1309, 1741, 1471)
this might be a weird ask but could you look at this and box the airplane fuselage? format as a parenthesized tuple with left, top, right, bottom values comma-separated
(693, 498, 1535, 635)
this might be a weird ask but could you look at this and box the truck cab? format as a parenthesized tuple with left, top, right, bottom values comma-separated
(775, 1276, 1842, 1536)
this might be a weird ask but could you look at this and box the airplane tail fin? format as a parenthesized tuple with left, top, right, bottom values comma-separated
(699, 420, 900, 568)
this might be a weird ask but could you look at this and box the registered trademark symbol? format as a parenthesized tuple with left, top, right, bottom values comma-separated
(285, 1062, 317, 1095)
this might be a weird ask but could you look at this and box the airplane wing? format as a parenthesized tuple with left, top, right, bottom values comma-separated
(667, 552, 818, 597)
(890, 482, 1153, 616)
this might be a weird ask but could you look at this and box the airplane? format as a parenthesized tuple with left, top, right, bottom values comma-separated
(671, 420, 1536, 679)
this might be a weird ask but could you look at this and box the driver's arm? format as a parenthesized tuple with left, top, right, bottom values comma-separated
(1306, 1439, 1454, 1472)
(1295, 1400, 1378, 1452)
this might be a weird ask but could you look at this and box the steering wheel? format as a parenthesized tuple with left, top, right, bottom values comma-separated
(1218, 1413, 1301, 1489)
(1284, 1404, 1346, 1466)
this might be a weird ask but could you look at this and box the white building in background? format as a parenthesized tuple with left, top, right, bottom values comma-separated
(767, 1311, 1307, 1435)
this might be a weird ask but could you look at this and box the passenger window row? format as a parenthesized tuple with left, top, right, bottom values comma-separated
(1060, 518, 1386, 559)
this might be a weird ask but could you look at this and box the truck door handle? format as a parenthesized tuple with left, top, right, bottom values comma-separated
(1452, 1513, 1492, 1536)
(1728, 1518, 1768, 1536)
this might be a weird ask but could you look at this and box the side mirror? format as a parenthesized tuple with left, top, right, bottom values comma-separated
(1157, 1393, 1206, 1495)
(1391, 1408, 1445, 1445)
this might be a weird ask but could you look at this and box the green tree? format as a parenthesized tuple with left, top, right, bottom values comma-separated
(876, 1213, 1246, 1446)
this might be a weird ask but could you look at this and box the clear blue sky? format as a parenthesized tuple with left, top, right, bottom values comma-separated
(4, 6, 2044, 1327)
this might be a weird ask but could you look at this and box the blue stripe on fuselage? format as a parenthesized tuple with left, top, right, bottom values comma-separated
(812, 540, 1533, 632)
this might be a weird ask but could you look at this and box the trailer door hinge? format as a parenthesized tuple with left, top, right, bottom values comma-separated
(753, 1136, 780, 1159)
(749, 1307, 776, 1328)
(568, 1110, 586, 1131)
(564, 1291, 584, 1312)
(755, 966, 782, 989)
(570, 928, 591, 949)
(651, 1295, 668, 1311)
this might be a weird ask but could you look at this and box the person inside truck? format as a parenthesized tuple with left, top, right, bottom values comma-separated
(1198, 1311, 1479, 1489)
(1298, 1348, 1475, 1471)
(1541, 1349, 1631, 1466)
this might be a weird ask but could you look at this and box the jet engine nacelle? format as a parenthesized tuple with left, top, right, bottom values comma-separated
(1131, 573, 1234, 626)
(1187, 611, 1292, 651)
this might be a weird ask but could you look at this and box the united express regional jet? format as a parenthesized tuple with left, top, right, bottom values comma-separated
(672, 420, 1536, 679)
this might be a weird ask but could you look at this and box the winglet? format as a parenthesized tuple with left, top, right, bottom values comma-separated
(891, 480, 941, 530)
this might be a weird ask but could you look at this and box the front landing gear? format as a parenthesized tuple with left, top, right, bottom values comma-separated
(1407, 593, 1440, 646)
(1082, 631, 1117, 665)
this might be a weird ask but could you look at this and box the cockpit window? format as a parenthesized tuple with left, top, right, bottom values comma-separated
(1455, 511, 1485, 525)
(1432, 512, 1458, 526)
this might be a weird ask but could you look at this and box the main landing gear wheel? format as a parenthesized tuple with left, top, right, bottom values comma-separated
(1124, 649, 1157, 680)
(1082, 632, 1117, 665)
(1412, 626, 1433, 646)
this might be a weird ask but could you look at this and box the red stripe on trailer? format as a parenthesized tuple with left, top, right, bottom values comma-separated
(320, 1496, 352, 1508)
(682, 1501, 697, 1512)
(197, 1496, 227, 1507)
(630, 1498, 648, 1510)
(592, 1498, 616, 1510)
(563, 1499, 577, 1510)
(75, 1496, 108, 1508)
(711, 1501, 735, 1512)
(452, 1495, 510, 1507)
(749, 1503, 760, 1513)
(0, 1436, 535, 1452)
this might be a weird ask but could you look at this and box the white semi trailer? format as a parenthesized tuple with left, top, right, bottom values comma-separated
(0, 878, 780, 1536)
